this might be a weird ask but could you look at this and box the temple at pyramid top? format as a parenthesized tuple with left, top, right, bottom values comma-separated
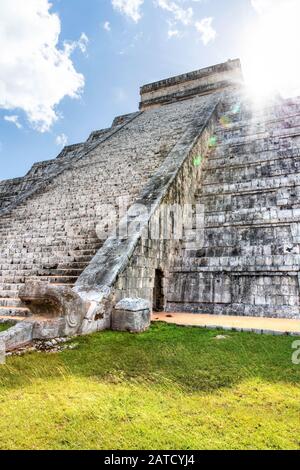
(139, 58, 243, 110)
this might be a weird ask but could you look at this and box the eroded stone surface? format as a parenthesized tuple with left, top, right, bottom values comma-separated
(19, 281, 89, 337)
(112, 298, 151, 333)
(115, 298, 150, 312)
(0, 72, 223, 330)
(165, 97, 300, 318)
(0, 322, 33, 352)
(0, 59, 299, 340)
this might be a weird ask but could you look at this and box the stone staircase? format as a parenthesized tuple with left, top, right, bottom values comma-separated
(0, 214, 102, 319)
(167, 97, 300, 318)
(0, 93, 215, 323)
(2, 57, 299, 327)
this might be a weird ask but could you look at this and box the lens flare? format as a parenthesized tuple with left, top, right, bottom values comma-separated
(208, 136, 217, 148)
(219, 115, 231, 128)
(243, 0, 300, 101)
(231, 103, 240, 114)
(193, 155, 203, 167)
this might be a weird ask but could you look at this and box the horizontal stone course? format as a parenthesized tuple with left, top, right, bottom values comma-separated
(0, 91, 216, 322)
(1, 61, 299, 330)
(165, 96, 300, 318)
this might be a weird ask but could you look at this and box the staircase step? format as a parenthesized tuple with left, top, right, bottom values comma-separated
(200, 174, 300, 196)
(173, 255, 300, 271)
(31, 275, 78, 284)
(0, 290, 20, 298)
(214, 124, 300, 145)
(182, 244, 299, 258)
(204, 207, 300, 227)
(0, 298, 23, 307)
(0, 315, 29, 323)
(202, 161, 300, 186)
(59, 262, 88, 269)
(0, 306, 32, 317)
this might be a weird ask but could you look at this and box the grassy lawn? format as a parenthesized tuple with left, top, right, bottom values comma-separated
(0, 322, 299, 450)
(0, 323, 11, 332)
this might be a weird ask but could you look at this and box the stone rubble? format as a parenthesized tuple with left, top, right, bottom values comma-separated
(5, 336, 78, 357)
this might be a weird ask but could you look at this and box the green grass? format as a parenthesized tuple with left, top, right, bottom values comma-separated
(0, 323, 11, 333)
(0, 323, 299, 450)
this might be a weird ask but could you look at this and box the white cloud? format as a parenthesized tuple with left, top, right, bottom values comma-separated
(64, 32, 89, 57)
(111, 1, 218, 43)
(112, 0, 144, 22)
(4, 115, 22, 129)
(156, 2, 216, 42)
(195, 17, 216, 45)
(118, 31, 143, 55)
(251, 0, 270, 13)
(104, 21, 111, 31)
(251, 0, 298, 14)
(55, 133, 68, 147)
(78, 33, 89, 54)
(251, 0, 283, 14)
(168, 29, 180, 38)
(156, 0, 193, 25)
(0, 0, 86, 132)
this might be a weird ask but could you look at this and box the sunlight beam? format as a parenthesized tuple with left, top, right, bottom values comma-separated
(243, 0, 300, 102)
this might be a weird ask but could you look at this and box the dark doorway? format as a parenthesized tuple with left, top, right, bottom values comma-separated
(153, 269, 164, 312)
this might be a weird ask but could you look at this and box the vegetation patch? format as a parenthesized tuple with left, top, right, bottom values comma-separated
(0, 323, 12, 333)
(0, 323, 299, 450)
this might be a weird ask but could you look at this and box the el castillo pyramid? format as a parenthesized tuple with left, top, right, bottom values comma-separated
(0, 59, 300, 347)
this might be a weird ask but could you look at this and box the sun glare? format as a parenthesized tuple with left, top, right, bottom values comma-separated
(243, 0, 300, 102)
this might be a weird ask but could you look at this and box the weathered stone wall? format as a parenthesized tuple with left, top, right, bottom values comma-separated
(166, 97, 300, 318)
(0, 113, 142, 216)
(2, 58, 298, 335)
(0, 144, 85, 213)
(113, 95, 221, 308)
(73, 91, 222, 334)
(0, 81, 223, 322)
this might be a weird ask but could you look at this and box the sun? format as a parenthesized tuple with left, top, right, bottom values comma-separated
(242, 0, 300, 102)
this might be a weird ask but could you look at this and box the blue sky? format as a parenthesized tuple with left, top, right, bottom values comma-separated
(0, 0, 299, 180)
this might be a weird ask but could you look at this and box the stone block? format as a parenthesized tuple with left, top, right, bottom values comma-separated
(112, 298, 151, 333)
(0, 322, 33, 352)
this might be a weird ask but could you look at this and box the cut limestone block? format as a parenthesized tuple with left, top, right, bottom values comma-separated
(0, 322, 34, 352)
(112, 298, 151, 333)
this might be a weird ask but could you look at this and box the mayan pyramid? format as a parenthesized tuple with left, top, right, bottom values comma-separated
(0, 59, 299, 342)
